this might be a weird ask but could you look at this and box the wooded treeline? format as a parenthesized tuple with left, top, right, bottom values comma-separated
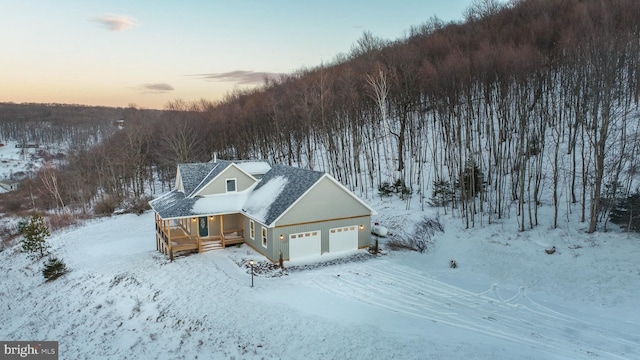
(197, 0, 640, 232)
(0, 103, 127, 148)
(3, 0, 640, 233)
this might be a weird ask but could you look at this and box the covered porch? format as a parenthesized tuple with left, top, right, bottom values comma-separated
(154, 213, 245, 260)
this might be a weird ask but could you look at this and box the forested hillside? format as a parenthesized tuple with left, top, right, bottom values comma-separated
(203, 0, 640, 233)
(2, 0, 640, 235)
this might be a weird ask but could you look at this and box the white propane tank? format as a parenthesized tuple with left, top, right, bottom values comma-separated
(371, 222, 388, 237)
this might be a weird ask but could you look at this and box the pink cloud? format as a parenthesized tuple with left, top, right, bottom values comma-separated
(94, 14, 137, 31)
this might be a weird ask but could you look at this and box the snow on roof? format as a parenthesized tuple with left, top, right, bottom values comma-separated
(151, 163, 328, 222)
(235, 161, 271, 175)
(246, 165, 325, 226)
(242, 175, 288, 223)
(192, 187, 254, 215)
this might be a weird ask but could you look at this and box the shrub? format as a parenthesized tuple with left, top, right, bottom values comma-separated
(609, 191, 640, 232)
(1, 223, 20, 250)
(430, 179, 455, 207)
(3, 198, 23, 212)
(378, 182, 394, 197)
(386, 216, 444, 254)
(386, 238, 424, 252)
(125, 196, 152, 215)
(393, 179, 412, 199)
(48, 212, 77, 231)
(94, 195, 121, 216)
(379, 178, 412, 199)
(42, 257, 68, 281)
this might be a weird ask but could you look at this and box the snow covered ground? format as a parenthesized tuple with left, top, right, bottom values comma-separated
(1, 137, 638, 359)
(1, 197, 639, 359)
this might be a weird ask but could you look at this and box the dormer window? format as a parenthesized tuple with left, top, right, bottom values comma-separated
(226, 178, 237, 192)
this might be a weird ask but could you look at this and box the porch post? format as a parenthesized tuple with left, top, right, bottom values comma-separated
(220, 215, 225, 247)
(197, 221, 201, 253)
(155, 213, 160, 252)
(166, 219, 173, 260)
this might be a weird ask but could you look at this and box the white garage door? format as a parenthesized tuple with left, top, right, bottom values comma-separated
(329, 226, 358, 252)
(289, 231, 321, 259)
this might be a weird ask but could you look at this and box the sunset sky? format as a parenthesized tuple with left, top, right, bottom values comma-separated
(1, 1, 477, 109)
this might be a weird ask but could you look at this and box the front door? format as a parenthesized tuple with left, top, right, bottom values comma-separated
(198, 217, 209, 237)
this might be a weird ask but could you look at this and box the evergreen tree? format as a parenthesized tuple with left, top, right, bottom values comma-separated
(456, 158, 484, 200)
(42, 257, 68, 281)
(609, 191, 640, 232)
(431, 179, 455, 207)
(20, 213, 51, 260)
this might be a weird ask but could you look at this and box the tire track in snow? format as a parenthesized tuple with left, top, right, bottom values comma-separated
(309, 263, 638, 359)
(311, 272, 568, 355)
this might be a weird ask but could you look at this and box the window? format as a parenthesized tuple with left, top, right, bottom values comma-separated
(226, 178, 237, 192)
(249, 221, 255, 239)
(262, 227, 267, 248)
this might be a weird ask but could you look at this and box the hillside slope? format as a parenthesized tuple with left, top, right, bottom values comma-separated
(1, 197, 638, 359)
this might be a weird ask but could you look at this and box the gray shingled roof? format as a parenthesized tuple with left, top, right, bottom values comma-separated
(149, 189, 198, 219)
(150, 161, 230, 219)
(187, 161, 232, 197)
(150, 162, 327, 223)
(178, 162, 219, 196)
(243, 165, 324, 226)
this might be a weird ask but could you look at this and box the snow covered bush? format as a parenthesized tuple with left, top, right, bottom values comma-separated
(387, 216, 444, 254)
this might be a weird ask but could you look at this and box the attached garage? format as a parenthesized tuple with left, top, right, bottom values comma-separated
(329, 225, 358, 253)
(289, 230, 321, 259)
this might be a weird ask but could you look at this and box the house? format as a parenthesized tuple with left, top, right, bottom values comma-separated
(149, 160, 376, 261)
(0, 179, 20, 192)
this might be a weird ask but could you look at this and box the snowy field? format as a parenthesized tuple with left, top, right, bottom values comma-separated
(1, 198, 639, 359)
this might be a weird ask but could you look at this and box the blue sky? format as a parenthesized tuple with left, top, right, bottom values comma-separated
(1, 0, 477, 109)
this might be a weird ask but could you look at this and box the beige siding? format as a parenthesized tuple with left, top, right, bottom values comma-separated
(197, 165, 256, 195)
(207, 213, 243, 236)
(277, 177, 371, 226)
(242, 216, 372, 262)
(187, 217, 197, 234)
(243, 218, 276, 260)
(273, 216, 371, 261)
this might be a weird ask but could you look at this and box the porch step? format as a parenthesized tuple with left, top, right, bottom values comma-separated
(200, 240, 223, 253)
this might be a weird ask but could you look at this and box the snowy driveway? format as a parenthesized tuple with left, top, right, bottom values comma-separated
(274, 259, 639, 360)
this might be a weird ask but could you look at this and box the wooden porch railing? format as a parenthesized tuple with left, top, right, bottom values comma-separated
(154, 214, 246, 260)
